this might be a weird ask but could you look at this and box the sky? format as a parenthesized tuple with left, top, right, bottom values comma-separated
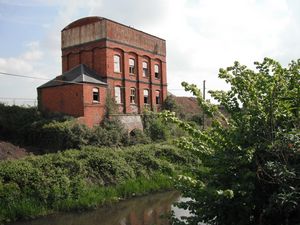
(0, 0, 300, 105)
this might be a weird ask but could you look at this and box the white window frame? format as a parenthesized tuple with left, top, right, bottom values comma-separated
(142, 61, 148, 77)
(114, 86, 122, 104)
(130, 88, 136, 104)
(114, 55, 121, 73)
(129, 58, 135, 74)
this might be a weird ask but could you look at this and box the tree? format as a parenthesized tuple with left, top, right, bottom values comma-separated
(105, 91, 118, 118)
(161, 58, 300, 225)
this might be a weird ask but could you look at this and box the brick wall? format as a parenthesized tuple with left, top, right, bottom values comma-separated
(38, 83, 107, 128)
(82, 84, 107, 127)
(38, 84, 84, 116)
(61, 17, 166, 56)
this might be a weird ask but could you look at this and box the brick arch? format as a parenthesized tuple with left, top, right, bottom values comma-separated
(128, 51, 138, 57)
(142, 55, 151, 61)
(113, 47, 125, 54)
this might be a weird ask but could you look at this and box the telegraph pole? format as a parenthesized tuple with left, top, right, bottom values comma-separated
(202, 80, 206, 130)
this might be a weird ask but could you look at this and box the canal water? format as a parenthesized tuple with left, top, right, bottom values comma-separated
(10, 191, 191, 225)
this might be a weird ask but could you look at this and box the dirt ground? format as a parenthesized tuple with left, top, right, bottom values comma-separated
(0, 141, 29, 160)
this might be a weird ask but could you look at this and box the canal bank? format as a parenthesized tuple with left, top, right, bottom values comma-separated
(10, 191, 183, 225)
(0, 144, 201, 224)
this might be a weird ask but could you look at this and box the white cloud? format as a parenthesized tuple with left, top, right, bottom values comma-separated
(0, 41, 51, 100)
(1, 0, 299, 103)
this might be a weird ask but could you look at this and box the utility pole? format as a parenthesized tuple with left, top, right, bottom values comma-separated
(202, 80, 206, 130)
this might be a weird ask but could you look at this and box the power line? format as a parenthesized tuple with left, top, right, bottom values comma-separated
(0, 71, 84, 86)
(0, 97, 36, 100)
(0, 71, 188, 91)
(0, 72, 49, 81)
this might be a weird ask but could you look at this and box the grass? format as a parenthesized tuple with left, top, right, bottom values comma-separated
(0, 173, 173, 224)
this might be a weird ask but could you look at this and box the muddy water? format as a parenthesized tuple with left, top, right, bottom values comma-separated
(11, 191, 189, 225)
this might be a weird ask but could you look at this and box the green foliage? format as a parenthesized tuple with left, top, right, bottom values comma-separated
(0, 143, 199, 223)
(0, 104, 154, 150)
(128, 129, 151, 145)
(162, 95, 180, 113)
(89, 118, 128, 147)
(143, 111, 170, 141)
(162, 58, 300, 225)
(105, 91, 118, 117)
(0, 104, 41, 141)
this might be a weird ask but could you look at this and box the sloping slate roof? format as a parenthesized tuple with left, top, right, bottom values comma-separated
(38, 64, 107, 89)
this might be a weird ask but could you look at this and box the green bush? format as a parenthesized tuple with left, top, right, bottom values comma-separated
(0, 104, 41, 141)
(0, 143, 199, 223)
(142, 112, 170, 141)
(0, 104, 184, 151)
(89, 118, 128, 147)
(128, 129, 151, 145)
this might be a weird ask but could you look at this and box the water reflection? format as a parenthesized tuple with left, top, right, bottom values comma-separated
(11, 191, 183, 225)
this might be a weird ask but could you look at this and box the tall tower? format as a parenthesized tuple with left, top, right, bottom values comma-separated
(61, 16, 167, 114)
(38, 17, 167, 127)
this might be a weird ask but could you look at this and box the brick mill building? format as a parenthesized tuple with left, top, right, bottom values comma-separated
(37, 17, 167, 128)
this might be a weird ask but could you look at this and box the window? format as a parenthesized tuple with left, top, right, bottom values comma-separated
(130, 88, 136, 104)
(142, 61, 148, 77)
(114, 86, 122, 104)
(154, 64, 160, 78)
(144, 89, 149, 104)
(114, 55, 121, 72)
(93, 88, 99, 102)
(155, 90, 161, 104)
(129, 58, 135, 74)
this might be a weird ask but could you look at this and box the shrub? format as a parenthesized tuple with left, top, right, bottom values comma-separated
(128, 129, 151, 145)
(89, 118, 128, 147)
(142, 112, 169, 141)
(0, 143, 199, 223)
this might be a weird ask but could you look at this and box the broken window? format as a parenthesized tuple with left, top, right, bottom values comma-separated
(154, 64, 160, 79)
(142, 61, 148, 77)
(155, 90, 161, 104)
(130, 88, 136, 104)
(93, 87, 99, 102)
(129, 58, 135, 74)
(144, 89, 149, 104)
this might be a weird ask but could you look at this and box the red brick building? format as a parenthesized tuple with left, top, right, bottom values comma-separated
(38, 16, 167, 127)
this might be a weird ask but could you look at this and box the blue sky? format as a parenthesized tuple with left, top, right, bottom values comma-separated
(0, 3, 57, 57)
(0, 0, 300, 105)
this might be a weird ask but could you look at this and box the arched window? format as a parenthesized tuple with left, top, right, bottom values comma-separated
(93, 87, 99, 102)
(144, 89, 149, 104)
(114, 55, 121, 72)
(154, 64, 160, 79)
(114, 86, 122, 104)
(129, 58, 135, 74)
(155, 90, 161, 104)
(130, 88, 136, 104)
(142, 61, 148, 77)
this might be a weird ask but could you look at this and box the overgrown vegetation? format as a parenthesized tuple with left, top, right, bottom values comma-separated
(0, 143, 200, 224)
(162, 58, 300, 225)
(0, 103, 175, 152)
